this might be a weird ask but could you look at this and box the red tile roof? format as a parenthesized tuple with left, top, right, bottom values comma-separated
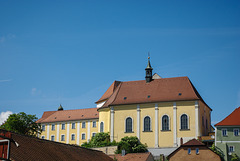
(37, 108, 99, 123)
(99, 77, 210, 110)
(109, 152, 154, 161)
(0, 129, 113, 161)
(96, 81, 121, 104)
(182, 138, 205, 146)
(215, 106, 240, 126)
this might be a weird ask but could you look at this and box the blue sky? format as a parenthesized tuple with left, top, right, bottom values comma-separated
(0, 1, 239, 125)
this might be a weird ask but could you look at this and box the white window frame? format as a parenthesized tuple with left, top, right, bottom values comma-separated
(82, 122, 86, 128)
(82, 133, 86, 140)
(92, 132, 96, 138)
(61, 134, 65, 141)
(62, 123, 65, 130)
(161, 114, 171, 131)
(51, 135, 55, 141)
(125, 116, 133, 133)
(222, 129, 227, 136)
(42, 124, 45, 131)
(180, 114, 190, 130)
(143, 115, 152, 132)
(72, 122, 75, 129)
(233, 128, 239, 136)
(51, 124, 55, 131)
(92, 121, 96, 128)
(71, 133, 75, 141)
(229, 145, 235, 152)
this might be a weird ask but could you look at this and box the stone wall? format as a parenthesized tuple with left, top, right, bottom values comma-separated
(91, 146, 118, 155)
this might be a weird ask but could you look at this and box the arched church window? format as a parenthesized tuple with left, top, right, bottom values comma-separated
(181, 114, 188, 130)
(162, 115, 169, 131)
(125, 117, 133, 132)
(100, 122, 104, 132)
(144, 116, 151, 131)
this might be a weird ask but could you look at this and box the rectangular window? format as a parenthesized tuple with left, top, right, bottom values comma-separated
(188, 148, 191, 154)
(82, 133, 86, 140)
(93, 121, 96, 128)
(229, 146, 234, 152)
(234, 129, 239, 136)
(71, 134, 75, 141)
(92, 133, 96, 137)
(82, 122, 86, 128)
(41, 136, 45, 139)
(52, 124, 55, 131)
(222, 129, 227, 136)
(61, 135, 65, 141)
(51, 135, 55, 141)
(196, 148, 199, 154)
(72, 123, 75, 129)
(62, 123, 65, 130)
(42, 125, 45, 131)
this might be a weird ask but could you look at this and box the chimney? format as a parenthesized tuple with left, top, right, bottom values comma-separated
(180, 137, 183, 145)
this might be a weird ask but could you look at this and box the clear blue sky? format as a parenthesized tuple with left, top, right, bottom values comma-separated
(0, 1, 239, 125)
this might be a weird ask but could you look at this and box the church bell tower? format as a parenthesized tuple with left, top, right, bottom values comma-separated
(145, 56, 153, 83)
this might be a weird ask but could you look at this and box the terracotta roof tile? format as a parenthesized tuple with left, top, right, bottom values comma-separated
(215, 106, 240, 126)
(99, 77, 210, 109)
(96, 81, 121, 103)
(37, 108, 99, 123)
(109, 152, 154, 161)
(0, 129, 113, 161)
(182, 138, 205, 146)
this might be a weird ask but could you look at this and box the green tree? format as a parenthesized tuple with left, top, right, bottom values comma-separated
(0, 112, 41, 137)
(115, 136, 147, 154)
(209, 143, 224, 159)
(231, 153, 239, 161)
(81, 132, 117, 148)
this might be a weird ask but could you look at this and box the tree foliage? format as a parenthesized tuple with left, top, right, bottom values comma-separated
(81, 132, 117, 148)
(115, 136, 147, 154)
(231, 153, 239, 161)
(209, 143, 224, 159)
(0, 112, 41, 137)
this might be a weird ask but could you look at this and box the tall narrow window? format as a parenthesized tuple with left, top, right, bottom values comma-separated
(234, 129, 239, 136)
(42, 125, 45, 131)
(181, 114, 188, 130)
(196, 148, 199, 154)
(202, 116, 204, 127)
(206, 119, 208, 129)
(72, 123, 75, 129)
(62, 123, 65, 130)
(71, 134, 75, 141)
(82, 122, 86, 128)
(144, 116, 151, 131)
(93, 121, 96, 128)
(125, 117, 133, 133)
(61, 135, 65, 141)
(82, 133, 86, 140)
(162, 115, 169, 131)
(52, 124, 55, 131)
(188, 148, 191, 154)
(51, 135, 55, 141)
(100, 122, 104, 132)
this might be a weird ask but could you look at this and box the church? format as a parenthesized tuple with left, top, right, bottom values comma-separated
(37, 57, 212, 150)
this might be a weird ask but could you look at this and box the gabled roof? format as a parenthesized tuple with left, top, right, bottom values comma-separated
(0, 129, 113, 161)
(36, 108, 99, 123)
(96, 81, 121, 104)
(215, 106, 240, 126)
(109, 152, 154, 161)
(99, 77, 210, 110)
(182, 138, 205, 146)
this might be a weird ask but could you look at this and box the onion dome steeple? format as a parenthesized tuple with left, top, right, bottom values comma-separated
(58, 104, 64, 111)
(145, 55, 153, 83)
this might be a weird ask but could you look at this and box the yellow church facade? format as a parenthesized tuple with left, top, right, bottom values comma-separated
(37, 58, 212, 149)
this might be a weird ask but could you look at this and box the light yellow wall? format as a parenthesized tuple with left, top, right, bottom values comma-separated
(140, 103, 155, 148)
(176, 101, 196, 138)
(98, 108, 110, 133)
(158, 102, 174, 147)
(113, 105, 137, 141)
(40, 119, 99, 145)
